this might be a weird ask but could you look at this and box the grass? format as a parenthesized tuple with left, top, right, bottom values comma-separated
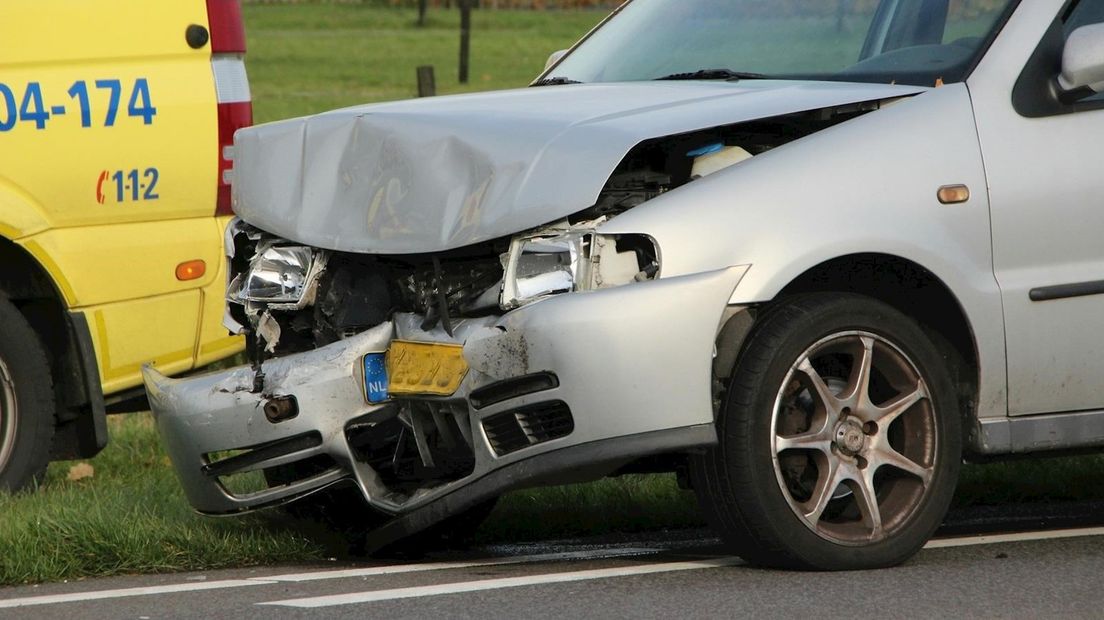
(244, 5, 603, 123)
(3, 4, 1104, 586)
(0, 414, 699, 585)
(0, 415, 323, 585)
(6, 412, 1104, 585)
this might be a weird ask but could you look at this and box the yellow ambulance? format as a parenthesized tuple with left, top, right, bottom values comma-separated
(0, 0, 250, 490)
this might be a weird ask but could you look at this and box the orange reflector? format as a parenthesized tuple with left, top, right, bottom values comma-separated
(175, 260, 207, 281)
(937, 184, 970, 205)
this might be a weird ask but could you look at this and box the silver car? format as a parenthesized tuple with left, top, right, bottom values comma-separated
(144, 0, 1104, 570)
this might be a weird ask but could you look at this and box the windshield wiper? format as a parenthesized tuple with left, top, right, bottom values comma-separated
(654, 68, 768, 82)
(531, 76, 582, 87)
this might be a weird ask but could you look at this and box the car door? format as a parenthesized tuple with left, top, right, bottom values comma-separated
(974, 0, 1104, 415)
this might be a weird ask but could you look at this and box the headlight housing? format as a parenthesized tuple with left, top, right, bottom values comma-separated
(229, 245, 325, 308)
(501, 223, 659, 309)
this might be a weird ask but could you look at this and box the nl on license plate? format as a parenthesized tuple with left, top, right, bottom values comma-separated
(362, 341, 469, 404)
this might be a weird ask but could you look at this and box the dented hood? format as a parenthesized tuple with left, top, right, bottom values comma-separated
(232, 80, 925, 254)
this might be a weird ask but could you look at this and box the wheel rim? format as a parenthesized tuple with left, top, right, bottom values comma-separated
(0, 357, 18, 473)
(770, 330, 937, 545)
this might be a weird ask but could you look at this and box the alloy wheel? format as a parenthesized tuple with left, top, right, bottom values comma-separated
(770, 330, 936, 545)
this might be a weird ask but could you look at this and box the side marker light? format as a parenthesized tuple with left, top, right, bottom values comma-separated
(176, 260, 207, 281)
(937, 185, 970, 205)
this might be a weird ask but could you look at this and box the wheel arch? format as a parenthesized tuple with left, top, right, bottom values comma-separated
(715, 253, 980, 441)
(0, 235, 107, 460)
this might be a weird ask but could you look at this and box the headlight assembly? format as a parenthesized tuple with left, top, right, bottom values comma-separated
(501, 223, 659, 309)
(229, 245, 327, 308)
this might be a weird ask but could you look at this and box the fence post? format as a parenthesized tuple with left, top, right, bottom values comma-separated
(418, 0, 428, 27)
(459, 0, 474, 84)
(417, 65, 436, 97)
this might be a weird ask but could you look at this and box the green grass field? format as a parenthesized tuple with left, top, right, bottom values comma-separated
(3, 4, 1104, 587)
(245, 5, 601, 123)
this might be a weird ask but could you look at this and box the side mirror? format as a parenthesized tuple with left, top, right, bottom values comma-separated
(1057, 23, 1104, 102)
(544, 49, 568, 72)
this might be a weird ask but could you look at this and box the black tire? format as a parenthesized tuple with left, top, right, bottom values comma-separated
(692, 293, 961, 570)
(266, 464, 497, 548)
(420, 496, 499, 547)
(0, 294, 56, 492)
(265, 466, 391, 534)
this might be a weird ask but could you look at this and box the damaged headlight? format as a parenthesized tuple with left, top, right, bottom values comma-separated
(230, 245, 324, 307)
(501, 223, 659, 309)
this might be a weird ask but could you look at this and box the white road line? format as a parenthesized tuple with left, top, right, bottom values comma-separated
(0, 547, 660, 609)
(8, 527, 1104, 610)
(0, 580, 272, 609)
(260, 557, 744, 608)
(262, 547, 661, 582)
(924, 526, 1104, 549)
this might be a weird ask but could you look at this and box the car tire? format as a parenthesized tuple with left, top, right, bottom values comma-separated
(266, 463, 497, 547)
(692, 293, 961, 570)
(418, 496, 499, 547)
(264, 465, 391, 534)
(0, 294, 56, 492)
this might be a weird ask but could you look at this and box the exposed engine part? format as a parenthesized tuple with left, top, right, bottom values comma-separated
(591, 170, 672, 216)
(313, 260, 394, 347)
(228, 225, 506, 359)
(345, 400, 476, 496)
(576, 103, 882, 222)
(394, 254, 504, 319)
(690, 144, 753, 178)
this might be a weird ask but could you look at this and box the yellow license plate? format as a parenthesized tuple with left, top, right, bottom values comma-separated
(386, 340, 469, 397)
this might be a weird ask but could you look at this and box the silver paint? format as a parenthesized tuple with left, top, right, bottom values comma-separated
(145, 267, 745, 515)
(231, 81, 924, 254)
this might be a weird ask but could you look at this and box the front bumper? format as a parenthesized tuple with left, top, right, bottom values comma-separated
(144, 266, 747, 521)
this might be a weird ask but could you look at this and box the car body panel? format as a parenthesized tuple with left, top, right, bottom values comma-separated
(146, 266, 745, 515)
(600, 84, 1007, 418)
(231, 80, 925, 254)
(969, 0, 1104, 416)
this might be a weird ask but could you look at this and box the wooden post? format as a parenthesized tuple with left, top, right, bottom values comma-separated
(459, 0, 473, 84)
(417, 65, 436, 97)
(417, 0, 428, 27)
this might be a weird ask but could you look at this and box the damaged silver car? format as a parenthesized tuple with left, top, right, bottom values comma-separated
(144, 0, 1104, 570)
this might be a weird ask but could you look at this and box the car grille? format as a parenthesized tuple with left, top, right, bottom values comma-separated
(481, 401, 574, 456)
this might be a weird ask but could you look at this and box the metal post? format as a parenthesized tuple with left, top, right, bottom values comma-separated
(459, 0, 473, 84)
(417, 65, 436, 97)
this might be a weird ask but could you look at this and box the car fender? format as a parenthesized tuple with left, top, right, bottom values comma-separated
(0, 177, 51, 241)
(600, 83, 1008, 419)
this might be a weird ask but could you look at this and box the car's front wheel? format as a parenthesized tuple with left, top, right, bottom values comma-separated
(692, 293, 961, 570)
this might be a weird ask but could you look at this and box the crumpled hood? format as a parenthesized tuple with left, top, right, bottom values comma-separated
(232, 80, 925, 254)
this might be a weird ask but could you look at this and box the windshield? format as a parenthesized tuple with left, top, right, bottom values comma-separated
(546, 0, 1019, 88)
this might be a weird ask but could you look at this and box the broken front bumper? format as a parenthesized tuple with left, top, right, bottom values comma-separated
(144, 266, 747, 521)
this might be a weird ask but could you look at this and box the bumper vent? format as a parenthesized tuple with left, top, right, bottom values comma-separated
(202, 432, 322, 479)
(470, 372, 559, 409)
(482, 401, 574, 456)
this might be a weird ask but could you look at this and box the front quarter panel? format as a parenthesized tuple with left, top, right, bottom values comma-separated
(600, 84, 1007, 419)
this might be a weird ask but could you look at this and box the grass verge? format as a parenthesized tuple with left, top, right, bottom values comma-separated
(6, 412, 1104, 585)
(0, 415, 323, 585)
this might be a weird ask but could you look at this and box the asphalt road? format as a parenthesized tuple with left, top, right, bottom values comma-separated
(3, 519, 1104, 620)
